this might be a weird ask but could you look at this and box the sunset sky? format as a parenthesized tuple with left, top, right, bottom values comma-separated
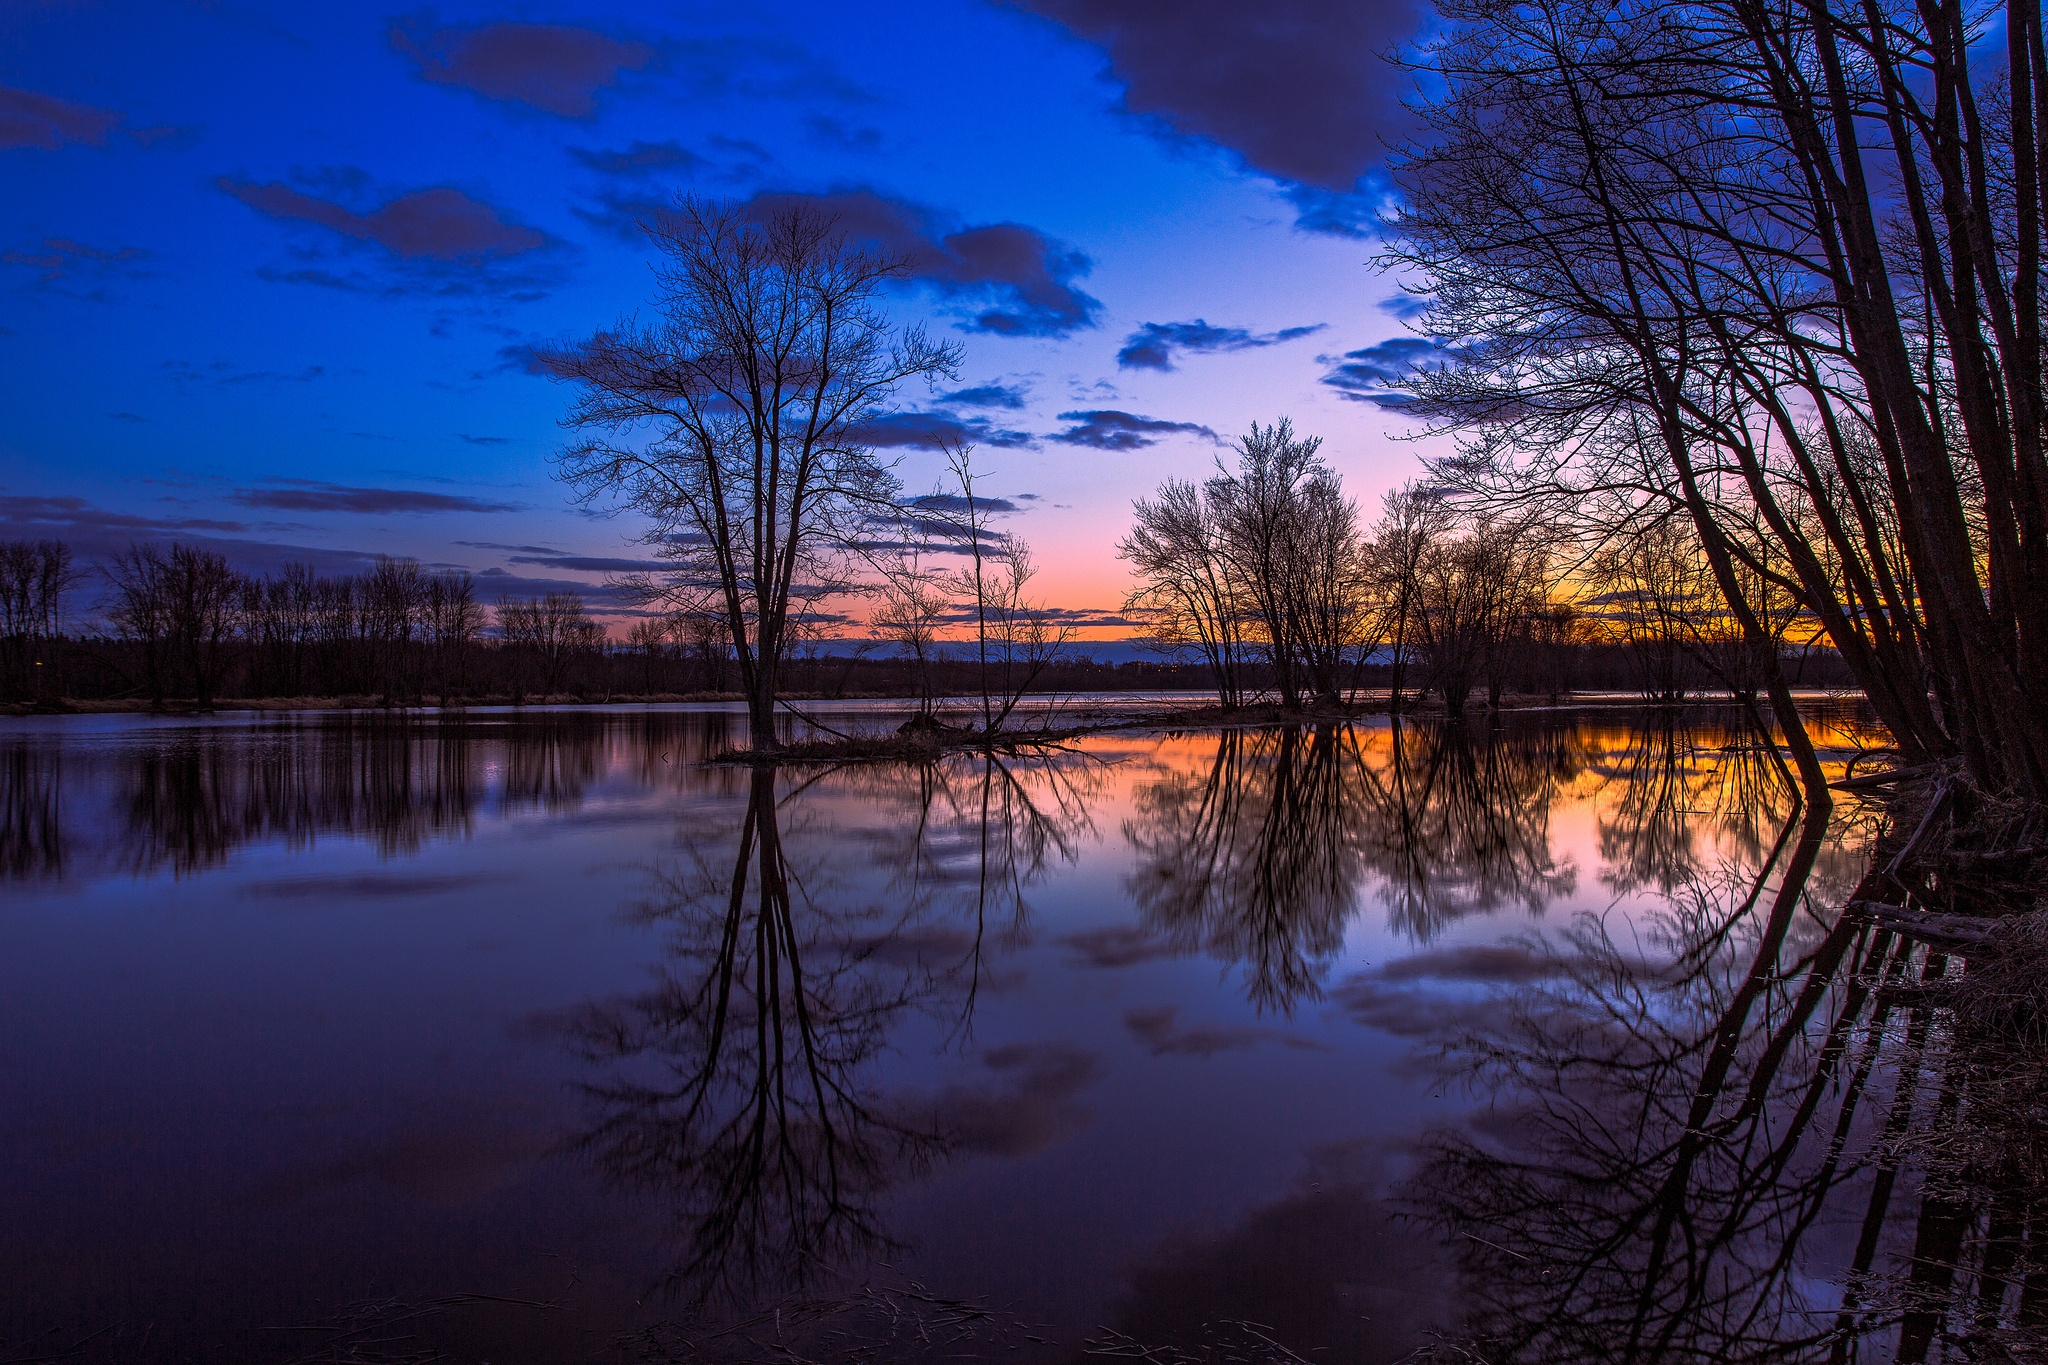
(2, 0, 1451, 641)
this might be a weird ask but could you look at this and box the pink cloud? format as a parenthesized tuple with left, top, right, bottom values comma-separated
(218, 179, 547, 259)
(0, 84, 121, 150)
(389, 19, 653, 117)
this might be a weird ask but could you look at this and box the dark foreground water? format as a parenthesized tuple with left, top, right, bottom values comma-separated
(0, 701, 1996, 1362)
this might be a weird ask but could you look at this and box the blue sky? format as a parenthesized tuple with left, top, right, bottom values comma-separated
(2, 0, 1445, 632)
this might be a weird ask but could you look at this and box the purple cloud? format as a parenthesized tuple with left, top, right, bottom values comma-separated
(219, 178, 548, 260)
(1117, 318, 1324, 370)
(389, 18, 654, 118)
(230, 481, 520, 514)
(1049, 409, 1217, 450)
(1003, 0, 1423, 193)
(568, 138, 703, 177)
(849, 410, 1038, 450)
(0, 85, 121, 150)
(739, 188, 1099, 337)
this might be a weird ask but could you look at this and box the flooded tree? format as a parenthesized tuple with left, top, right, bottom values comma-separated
(544, 197, 960, 751)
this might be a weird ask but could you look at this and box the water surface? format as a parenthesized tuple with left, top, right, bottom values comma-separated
(2, 703, 1973, 1362)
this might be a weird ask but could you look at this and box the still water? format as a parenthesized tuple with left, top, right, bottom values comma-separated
(0, 702, 1976, 1362)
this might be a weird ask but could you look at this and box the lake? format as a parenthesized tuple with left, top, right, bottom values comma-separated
(0, 701, 1976, 1362)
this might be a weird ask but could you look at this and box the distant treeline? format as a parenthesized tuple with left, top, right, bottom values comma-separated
(0, 536, 1853, 708)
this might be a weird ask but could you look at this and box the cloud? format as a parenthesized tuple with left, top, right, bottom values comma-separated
(109, 412, 149, 423)
(1116, 318, 1324, 371)
(1123, 1004, 1327, 1058)
(740, 188, 1099, 337)
(1329, 975, 1524, 1040)
(506, 553, 670, 573)
(0, 84, 121, 150)
(1048, 409, 1217, 450)
(1105, 1150, 1456, 1360)
(1319, 336, 1461, 408)
(2, 237, 152, 286)
(389, 17, 654, 117)
(937, 382, 1029, 409)
(908, 1042, 1102, 1158)
(473, 567, 633, 602)
(0, 501, 392, 579)
(493, 342, 553, 376)
(242, 872, 516, 900)
(219, 177, 548, 260)
(1002, 0, 1424, 194)
(457, 433, 511, 445)
(1372, 943, 1564, 984)
(804, 113, 883, 152)
(848, 410, 1037, 450)
(457, 540, 566, 556)
(160, 359, 327, 390)
(568, 138, 703, 177)
(1058, 924, 1178, 968)
(904, 493, 1023, 515)
(229, 481, 520, 515)
(0, 494, 247, 537)
(1378, 292, 1430, 320)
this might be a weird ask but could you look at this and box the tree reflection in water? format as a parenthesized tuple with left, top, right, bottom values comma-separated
(1123, 718, 1583, 1013)
(1397, 789, 2046, 1362)
(554, 750, 1101, 1305)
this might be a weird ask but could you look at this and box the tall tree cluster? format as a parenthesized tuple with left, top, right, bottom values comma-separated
(1381, 0, 2048, 795)
(1122, 420, 1378, 709)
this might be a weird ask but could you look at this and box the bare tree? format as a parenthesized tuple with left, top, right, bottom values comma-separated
(421, 570, 483, 705)
(940, 445, 1072, 732)
(496, 592, 598, 697)
(547, 196, 960, 750)
(1120, 477, 1248, 706)
(0, 539, 84, 703)
(1362, 485, 1458, 714)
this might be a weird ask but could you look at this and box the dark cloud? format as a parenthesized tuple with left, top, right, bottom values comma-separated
(1123, 1004, 1327, 1058)
(458, 540, 567, 556)
(109, 412, 149, 423)
(160, 359, 326, 390)
(241, 1098, 550, 1205)
(388, 17, 654, 118)
(1059, 925, 1178, 968)
(0, 494, 247, 537)
(458, 434, 511, 445)
(219, 177, 549, 260)
(905, 493, 1022, 515)
(568, 138, 703, 176)
(2, 237, 152, 287)
(0, 84, 121, 150)
(1117, 318, 1324, 371)
(1049, 409, 1217, 450)
(1002, 0, 1423, 195)
(506, 553, 669, 573)
(1284, 181, 1384, 238)
(804, 113, 883, 152)
(474, 566, 632, 602)
(230, 481, 520, 515)
(1106, 1148, 1455, 1361)
(493, 342, 552, 376)
(908, 1042, 1102, 1158)
(0, 501, 389, 579)
(937, 382, 1029, 409)
(1372, 943, 1564, 984)
(242, 872, 516, 900)
(1378, 292, 1431, 320)
(1329, 975, 1525, 1040)
(740, 188, 1099, 337)
(848, 410, 1037, 450)
(1320, 336, 1461, 407)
